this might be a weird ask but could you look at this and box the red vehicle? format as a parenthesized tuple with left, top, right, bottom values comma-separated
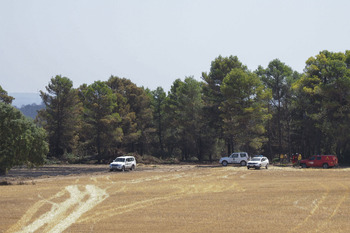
(300, 155, 338, 169)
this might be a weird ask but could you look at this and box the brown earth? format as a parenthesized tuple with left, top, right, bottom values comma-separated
(1, 164, 350, 233)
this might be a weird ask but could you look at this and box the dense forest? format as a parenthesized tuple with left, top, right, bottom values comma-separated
(2, 50, 350, 167)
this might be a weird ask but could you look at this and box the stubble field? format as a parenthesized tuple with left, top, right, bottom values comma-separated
(1, 164, 350, 233)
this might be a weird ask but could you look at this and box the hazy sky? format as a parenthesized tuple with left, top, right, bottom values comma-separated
(1, 0, 349, 93)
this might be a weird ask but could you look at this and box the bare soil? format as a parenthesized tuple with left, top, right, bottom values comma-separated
(1, 164, 350, 233)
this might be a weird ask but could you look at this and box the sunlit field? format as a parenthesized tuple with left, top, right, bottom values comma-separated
(1, 164, 350, 233)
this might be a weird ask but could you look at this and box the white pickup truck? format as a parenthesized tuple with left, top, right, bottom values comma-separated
(219, 152, 249, 166)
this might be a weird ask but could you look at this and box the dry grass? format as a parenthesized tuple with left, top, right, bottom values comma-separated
(1, 164, 350, 232)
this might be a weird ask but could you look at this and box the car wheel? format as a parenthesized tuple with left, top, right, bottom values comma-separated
(240, 161, 247, 166)
(322, 163, 329, 169)
(130, 165, 135, 171)
(265, 164, 268, 169)
(222, 161, 228, 166)
(301, 163, 307, 168)
(121, 166, 125, 172)
(247, 166, 250, 169)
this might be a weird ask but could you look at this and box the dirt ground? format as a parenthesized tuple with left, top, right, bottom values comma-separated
(1, 164, 350, 233)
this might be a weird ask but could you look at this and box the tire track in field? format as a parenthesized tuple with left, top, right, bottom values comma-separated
(289, 181, 350, 233)
(8, 185, 108, 233)
(313, 182, 349, 233)
(8, 168, 244, 232)
(8, 172, 194, 232)
(79, 182, 242, 224)
(289, 182, 329, 233)
(6, 188, 68, 233)
(79, 171, 245, 224)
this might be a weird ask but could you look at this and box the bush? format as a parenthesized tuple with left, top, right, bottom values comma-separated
(272, 157, 280, 164)
(0, 103, 48, 175)
(62, 153, 83, 164)
(132, 154, 162, 164)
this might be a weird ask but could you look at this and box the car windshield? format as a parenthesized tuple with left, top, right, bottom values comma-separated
(115, 158, 125, 162)
(251, 158, 261, 161)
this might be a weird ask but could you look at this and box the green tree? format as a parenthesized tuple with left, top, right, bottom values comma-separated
(0, 85, 14, 104)
(256, 59, 298, 156)
(107, 76, 154, 155)
(163, 79, 183, 157)
(149, 87, 167, 157)
(80, 81, 122, 163)
(293, 50, 350, 161)
(37, 75, 80, 158)
(220, 68, 271, 154)
(202, 56, 247, 155)
(165, 77, 204, 161)
(0, 102, 48, 175)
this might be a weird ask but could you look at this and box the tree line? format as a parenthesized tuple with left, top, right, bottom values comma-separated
(1, 50, 350, 173)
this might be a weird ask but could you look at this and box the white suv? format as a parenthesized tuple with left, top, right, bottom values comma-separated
(219, 152, 249, 166)
(247, 156, 269, 169)
(109, 156, 136, 171)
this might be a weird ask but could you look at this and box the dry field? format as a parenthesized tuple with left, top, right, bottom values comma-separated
(1, 164, 350, 233)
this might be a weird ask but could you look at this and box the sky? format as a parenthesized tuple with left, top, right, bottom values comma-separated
(1, 0, 349, 94)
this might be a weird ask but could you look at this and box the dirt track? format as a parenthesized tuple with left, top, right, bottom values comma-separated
(1, 164, 350, 232)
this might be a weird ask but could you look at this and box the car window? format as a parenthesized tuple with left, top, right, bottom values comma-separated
(316, 157, 321, 160)
(309, 157, 315, 161)
(240, 153, 247, 157)
(232, 154, 238, 158)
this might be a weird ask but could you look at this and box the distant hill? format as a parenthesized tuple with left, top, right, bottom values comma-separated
(9, 92, 44, 119)
(9, 92, 42, 108)
(17, 103, 45, 119)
